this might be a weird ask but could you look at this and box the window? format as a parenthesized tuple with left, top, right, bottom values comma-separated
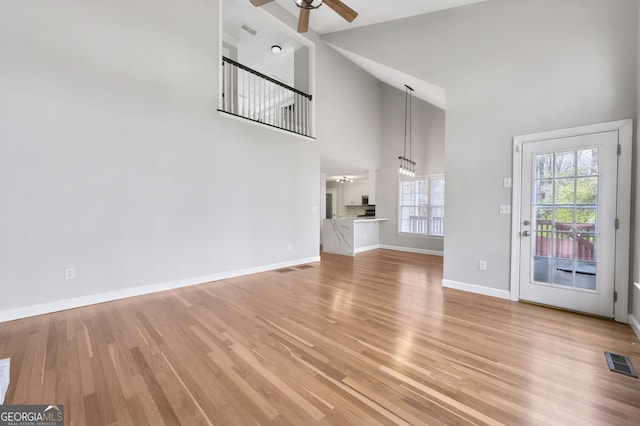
(398, 176, 445, 236)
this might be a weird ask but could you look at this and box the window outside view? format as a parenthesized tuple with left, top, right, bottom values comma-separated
(399, 176, 445, 237)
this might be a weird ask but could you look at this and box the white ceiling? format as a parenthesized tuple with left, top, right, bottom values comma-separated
(224, 0, 304, 85)
(273, 0, 487, 34)
(326, 42, 446, 109)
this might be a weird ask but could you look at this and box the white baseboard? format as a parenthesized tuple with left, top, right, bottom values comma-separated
(354, 244, 381, 254)
(442, 279, 511, 300)
(629, 314, 640, 341)
(379, 245, 444, 257)
(0, 256, 320, 324)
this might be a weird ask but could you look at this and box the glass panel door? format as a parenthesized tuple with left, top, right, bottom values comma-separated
(519, 130, 618, 318)
(532, 149, 599, 291)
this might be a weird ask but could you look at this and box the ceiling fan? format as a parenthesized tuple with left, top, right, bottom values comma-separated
(250, 0, 358, 33)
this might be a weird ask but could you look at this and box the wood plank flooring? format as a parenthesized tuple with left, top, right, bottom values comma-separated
(1, 249, 640, 425)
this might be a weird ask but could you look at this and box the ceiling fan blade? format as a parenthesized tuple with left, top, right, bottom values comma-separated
(298, 8, 310, 33)
(250, 0, 274, 7)
(323, 0, 358, 23)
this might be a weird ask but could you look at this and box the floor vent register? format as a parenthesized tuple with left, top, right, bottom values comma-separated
(604, 352, 638, 378)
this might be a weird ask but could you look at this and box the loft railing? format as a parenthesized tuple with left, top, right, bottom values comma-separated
(535, 220, 595, 261)
(220, 56, 312, 137)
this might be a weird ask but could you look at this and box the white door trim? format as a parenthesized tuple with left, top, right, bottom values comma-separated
(510, 119, 632, 323)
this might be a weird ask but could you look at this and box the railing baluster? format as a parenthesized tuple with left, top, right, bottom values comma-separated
(270, 81, 275, 126)
(258, 74, 261, 122)
(304, 95, 308, 135)
(244, 69, 248, 118)
(289, 89, 293, 131)
(228, 61, 232, 113)
(267, 80, 271, 125)
(219, 57, 311, 136)
(297, 93, 301, 134)
(303, 96, 308, 135)
(222, 60, 226, 111)
(232, 62, 236, 114)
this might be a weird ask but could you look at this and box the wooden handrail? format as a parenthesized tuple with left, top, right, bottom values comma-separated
(222, 56, 312, 100)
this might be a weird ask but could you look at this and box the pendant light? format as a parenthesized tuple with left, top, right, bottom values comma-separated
(398, 85, 416, 177)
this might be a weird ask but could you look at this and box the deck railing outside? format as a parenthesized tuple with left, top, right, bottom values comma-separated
(220, 56, 312, 137)
(535, 220, 595, 261)
(405, 215, 444, 236)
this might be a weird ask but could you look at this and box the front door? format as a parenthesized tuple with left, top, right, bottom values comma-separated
(518, 131, 618, 317)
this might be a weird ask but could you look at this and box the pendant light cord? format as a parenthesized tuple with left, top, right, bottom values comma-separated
(403, 86, 408, 160)
(408, 86, 412, 163)
(399, 84, 415, 176)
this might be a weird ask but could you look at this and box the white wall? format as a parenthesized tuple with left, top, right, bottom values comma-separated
(0, 0, 322, 315)
(315, 41, 382, 171)
(325, 0, 638, 292)
(377, 84, 445, 253)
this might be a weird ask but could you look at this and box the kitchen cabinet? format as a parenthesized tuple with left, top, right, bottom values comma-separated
(343, 179, 368, 206)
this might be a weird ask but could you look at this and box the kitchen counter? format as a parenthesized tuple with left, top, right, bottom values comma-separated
(322, 218, 388, 256)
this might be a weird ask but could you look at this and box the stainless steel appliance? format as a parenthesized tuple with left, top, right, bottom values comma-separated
(358, 205, 375, 218)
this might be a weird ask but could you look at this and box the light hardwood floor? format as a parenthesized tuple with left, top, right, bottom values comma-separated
(1, 250, 640, 425)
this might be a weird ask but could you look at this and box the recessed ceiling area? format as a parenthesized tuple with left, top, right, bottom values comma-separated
(223, 0, 306, 85)
(322, 156, 369, 181)
(272, 0, 488, 34)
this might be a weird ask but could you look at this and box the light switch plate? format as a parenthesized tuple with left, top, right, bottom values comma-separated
(503, 177, 512, 188)
(499, 205, 511, 215)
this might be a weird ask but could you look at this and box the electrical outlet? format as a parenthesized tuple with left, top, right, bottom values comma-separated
(65, 268, 75, 280)
(479, 260, 487, 271)
(0, 358, 10, 404)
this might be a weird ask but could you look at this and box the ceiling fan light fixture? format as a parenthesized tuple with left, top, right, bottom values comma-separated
(294, 0, 323, 10)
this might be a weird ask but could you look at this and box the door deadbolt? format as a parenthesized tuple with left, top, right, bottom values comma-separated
(523, 220, 530, 226)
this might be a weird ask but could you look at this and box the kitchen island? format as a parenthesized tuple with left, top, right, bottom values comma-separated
(322, 218, 388, 256)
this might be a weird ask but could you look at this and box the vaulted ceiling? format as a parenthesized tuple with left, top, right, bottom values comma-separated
(272, 0, 487, 34)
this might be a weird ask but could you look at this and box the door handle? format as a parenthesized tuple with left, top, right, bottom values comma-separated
(522, 230, 531, 237)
